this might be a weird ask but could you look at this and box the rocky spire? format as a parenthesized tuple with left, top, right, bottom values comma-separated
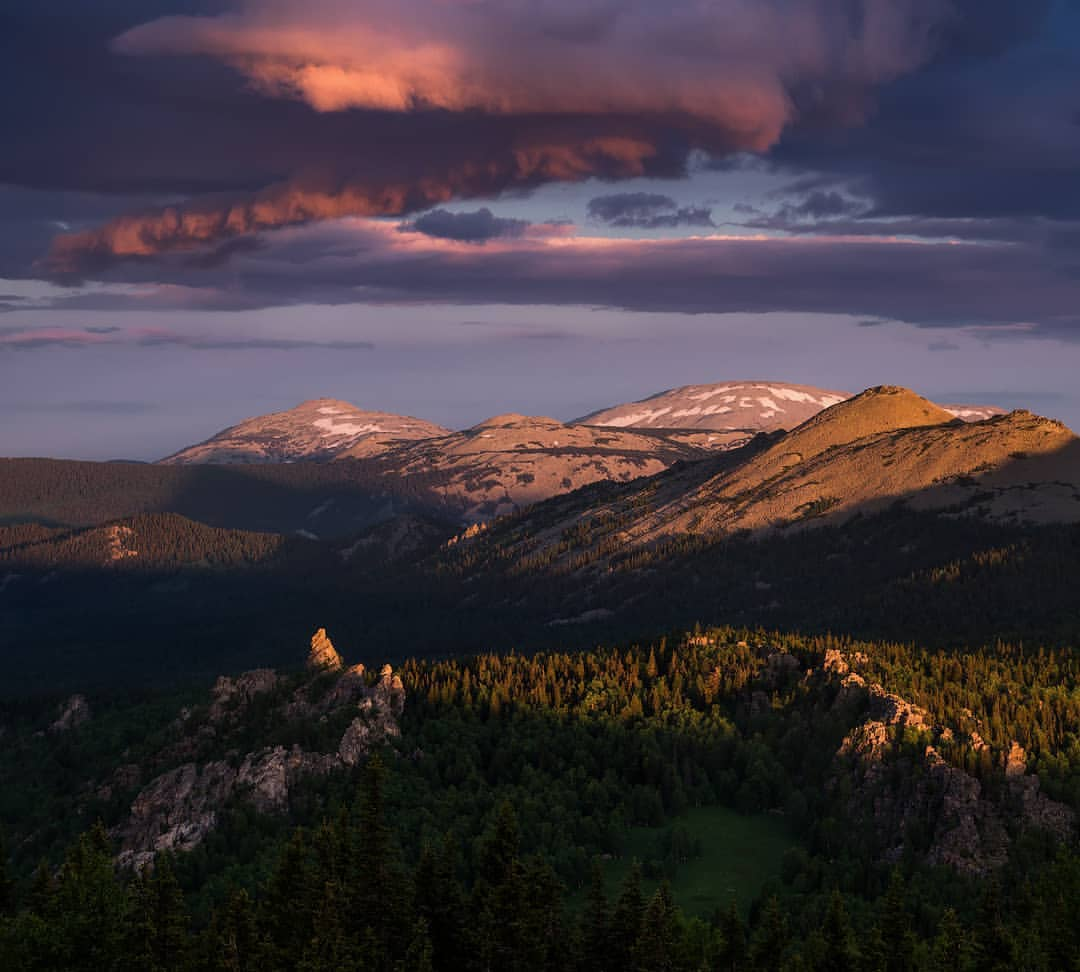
(307, 628, 342, 671)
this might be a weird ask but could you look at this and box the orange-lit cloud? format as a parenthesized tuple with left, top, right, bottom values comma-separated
(46, 135, 656, 272)
(48, 0, 955, 273)
(114, 1, 947, 137)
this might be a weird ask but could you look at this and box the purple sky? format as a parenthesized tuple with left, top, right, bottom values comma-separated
(2, 1, 1079, 459)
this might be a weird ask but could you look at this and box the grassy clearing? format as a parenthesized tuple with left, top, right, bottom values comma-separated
(598, 805, 794, 917)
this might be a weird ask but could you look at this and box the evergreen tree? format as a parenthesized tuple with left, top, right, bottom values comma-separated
(352, 754, 405, 955)
(748, 897, 789, 972)
(202, 889, 262, 972)
(930, 909, 969, 972)
(49, 823, 130, 971)
(263, 829, 316, 971)
(299, 881, 360, 972)
(401, 917, 435, 972)
(718, 899, 746, 971)
(471, 802, 527, 972)
(816, 891, 859, 972)
(971, 880, 1014, 972)
(609, 863, 646, 972)
(128, 856, 189, 972)
(878, 871, 913, 972)
(412, 839, 465, 972)
(634, 883, 679, 972)
(859, 925, 887, 972)
(578, 857, 610, 972)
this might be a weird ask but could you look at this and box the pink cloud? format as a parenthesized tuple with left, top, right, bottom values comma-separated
(48, 1, 954, 274)
(115, 0, 947, 133)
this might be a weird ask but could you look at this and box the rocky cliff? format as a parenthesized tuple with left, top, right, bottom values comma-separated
(824, 648, 1075, 876)
(113, 629, 405, 870)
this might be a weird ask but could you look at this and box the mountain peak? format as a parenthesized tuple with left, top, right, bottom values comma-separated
(577, 380, 1008, 435)
(577, 381, 854, 432)
(161, 400, 451, 464)
(472, 413, 563, 429)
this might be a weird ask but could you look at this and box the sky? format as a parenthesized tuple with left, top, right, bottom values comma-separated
(2, 0, 1079, 460)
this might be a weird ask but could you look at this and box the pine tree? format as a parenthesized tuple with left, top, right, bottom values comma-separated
(299, 881, 360, 972)
(472, 802, 527, 972)
(128, 856, 189, 971)
(578, 858, 610, 972)
(50, 823, 130, 971)
(412, 839, 465, 971)
(817, 891, 859, 972)
(878, 871, 913, 972)
(748, 897, 789, 972)
(718, 899, 746, 971)
(972, 880, 1014, 972)
(263, 829, 315, 970)
(351, 754, 406, 961)
(27, 859, 54, 917)
(609, 863, 645, 972)
(634, 883, 679, 972)
(930, 909, 969, 972)
(203, 889, 263, 972)
(401, 917, 435, 972)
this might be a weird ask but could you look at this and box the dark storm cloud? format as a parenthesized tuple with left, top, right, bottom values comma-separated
(587, 194, 715, 229)
(35, 220, 1080, 339)
(767, 3, 1080, 227)
(403, 209, 530, 243)
(0, 0, 966, 274)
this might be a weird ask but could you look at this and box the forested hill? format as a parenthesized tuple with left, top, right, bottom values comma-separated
(0, 458, 450, 538)
(0, 626, 1076, 970)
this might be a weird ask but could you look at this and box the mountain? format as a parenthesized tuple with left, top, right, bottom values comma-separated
(341, 413, 739, 523)
(467, 387, 1080, 569)
(578, 380, 1007, 432)
(939, 403, 1008, 422)
(161, 398, 451, 464)
(577, 381, 851, 431)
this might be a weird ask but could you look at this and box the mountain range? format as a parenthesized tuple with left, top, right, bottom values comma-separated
(3, 381, 1080, 696)
(156, 382, 1006, 466)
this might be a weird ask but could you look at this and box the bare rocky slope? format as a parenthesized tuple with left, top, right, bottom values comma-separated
(345, 413, 748, 523)
(578, 380, 1004, 432)
(161, 399, 451, 464)
(467, 386, 1080, 568)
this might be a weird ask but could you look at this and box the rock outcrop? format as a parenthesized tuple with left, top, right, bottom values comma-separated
(208, 669, 279, 723)
(307, 628, 342, 671)
(828, 649, 1075, 876)
(49, 694, 91, 734)
(114, 634, 405, 869)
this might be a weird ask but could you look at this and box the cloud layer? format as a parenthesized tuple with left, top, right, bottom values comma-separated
(39, 0, 959, 271)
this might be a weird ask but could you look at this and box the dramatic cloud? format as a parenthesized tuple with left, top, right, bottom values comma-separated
(587, 194, 715, 229)
(114, 0, 947, 127)
(32, 0, 962, 272)
(31, 219, 1080, 339)
(45, 135, 661, 274)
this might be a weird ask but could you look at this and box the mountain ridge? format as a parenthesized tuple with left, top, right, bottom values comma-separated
(577, 380, 1007, 432)
(161, 398, 451, 464)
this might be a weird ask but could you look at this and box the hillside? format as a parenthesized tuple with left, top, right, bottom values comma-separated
(578, 380, 1006, 432)
(1, 625, 1077, 971)
(161, 399, 450, 464)
(1, 416, 747, 536)
(479, 387, 1080, 569)
(347, 414, 741, 523)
